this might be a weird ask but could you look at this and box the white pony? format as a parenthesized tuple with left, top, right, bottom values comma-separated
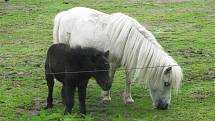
(53, 7, 183, 109)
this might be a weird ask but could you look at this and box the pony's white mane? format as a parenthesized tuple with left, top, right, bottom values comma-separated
(106, 13, 183, 90)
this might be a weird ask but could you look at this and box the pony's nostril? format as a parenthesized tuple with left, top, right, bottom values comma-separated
(161, 103, 168, 110)
(156, 101, 168, 110)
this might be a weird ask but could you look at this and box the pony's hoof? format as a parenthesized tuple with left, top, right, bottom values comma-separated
(123, 93, 134, 104)
(101, 96, 111, 103)
(125, 98, 134, 104)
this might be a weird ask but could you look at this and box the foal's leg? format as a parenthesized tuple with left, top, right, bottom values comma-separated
(123, 70, 134, 104)
(45, 73, 54, 109)
(101, 63, 116, 102)
(61, 86, 65, 104)
(78, 80, 88, 115)
(45, 60, 55, 109)
(64, 80, 75, 114)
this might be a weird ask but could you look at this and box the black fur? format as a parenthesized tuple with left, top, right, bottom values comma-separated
(45, 43, 111, 114)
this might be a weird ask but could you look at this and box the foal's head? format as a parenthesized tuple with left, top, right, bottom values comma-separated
(92, 50, 111, 91)
(81, 48, 111, 91)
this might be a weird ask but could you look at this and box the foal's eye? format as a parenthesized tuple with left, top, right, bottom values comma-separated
(164, 82, 170, 87)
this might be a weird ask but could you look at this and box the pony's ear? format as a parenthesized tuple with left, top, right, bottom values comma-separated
(164, 66, 172, 74)
(104, 50, 109, 58)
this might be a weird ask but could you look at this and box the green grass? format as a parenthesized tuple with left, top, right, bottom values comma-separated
(0, 0, 215, 120)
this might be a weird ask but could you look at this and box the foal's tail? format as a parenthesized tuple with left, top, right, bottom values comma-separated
(53, 11, 66, 44)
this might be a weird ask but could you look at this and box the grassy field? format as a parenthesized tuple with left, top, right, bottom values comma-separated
(0, 0, 215, 120)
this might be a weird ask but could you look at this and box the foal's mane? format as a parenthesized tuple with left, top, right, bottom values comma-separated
(74, 46, 101, 56)
(107, 13, 183, 90)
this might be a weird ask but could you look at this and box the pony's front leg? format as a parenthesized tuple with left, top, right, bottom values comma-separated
(101, 90, 111, 102)
(101, 63, 116, 102)
(123, 70, 134, 104)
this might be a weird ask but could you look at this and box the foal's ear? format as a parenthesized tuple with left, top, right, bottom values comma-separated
(164, 66, 172, 74)
(104, 50, 109, 58)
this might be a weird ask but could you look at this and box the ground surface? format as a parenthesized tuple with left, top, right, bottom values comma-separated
(0, 0, 215, 121)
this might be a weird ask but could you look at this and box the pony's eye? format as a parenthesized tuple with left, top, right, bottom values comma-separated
(164, 82, 170, 87)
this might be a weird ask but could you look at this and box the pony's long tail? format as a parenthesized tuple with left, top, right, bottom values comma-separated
(53, 11, 66, 44)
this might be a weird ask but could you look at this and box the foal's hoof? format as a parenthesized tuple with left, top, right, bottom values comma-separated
(64, 107, 73, 115)
(74, 113, 85, 118)
(45, 104, 53, 109)
(101, 96, 111, 104)
(64, 110, 72, 115)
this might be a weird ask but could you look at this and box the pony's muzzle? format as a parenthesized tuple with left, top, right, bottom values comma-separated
(156, 100, 169, 110)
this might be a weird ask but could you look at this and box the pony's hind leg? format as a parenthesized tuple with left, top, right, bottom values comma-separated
(123, 70, 134, 104)
(101, 63, 116, 103)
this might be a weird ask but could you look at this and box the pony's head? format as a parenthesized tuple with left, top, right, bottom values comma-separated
(149, 66, 182, 110)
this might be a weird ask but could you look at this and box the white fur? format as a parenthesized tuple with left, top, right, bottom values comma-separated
(53, 7, 183, 105)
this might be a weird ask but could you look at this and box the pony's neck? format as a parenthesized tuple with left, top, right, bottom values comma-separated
(107, 13, 182, 89)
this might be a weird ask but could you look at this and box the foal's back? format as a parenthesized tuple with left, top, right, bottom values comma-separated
(45, 43, 101, 82)
(45, 44, 79, 81)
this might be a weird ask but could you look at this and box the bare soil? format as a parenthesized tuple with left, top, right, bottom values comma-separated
(128, 0, 190, 3)
(16, 98, 46, 117)
(0, 2, 35, 10)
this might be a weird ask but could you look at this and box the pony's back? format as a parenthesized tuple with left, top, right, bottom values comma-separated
(53, 7, 110, 51)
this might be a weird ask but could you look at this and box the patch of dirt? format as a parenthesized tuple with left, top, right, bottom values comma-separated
(0, 58, 3, 64)
(128, 0, 190, 4)
(177, 47, 213, 58)
(30, 98, 46, 115)
(191, 89, 214, 102)
(61, 0, 79, 5)
(153, 0, 190, 3)
(16, 107, 26, 117)
(0, 11, 8, 16)
(141, 23, 154, 30)
(0, 71, 33, 79)
(204, 69, 215, 79)
(0, 2, 36, 10)
(208, 13, 215, 17)
(16, 98, 46, 117)
(0, 30, 9, 35)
